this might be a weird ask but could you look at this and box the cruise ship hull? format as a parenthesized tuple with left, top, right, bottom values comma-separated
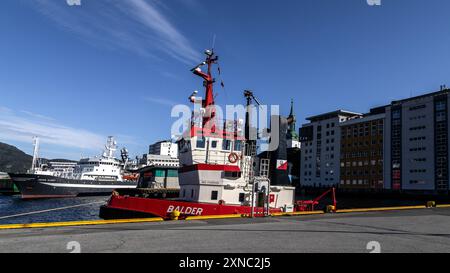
(9, 174, 137, 199)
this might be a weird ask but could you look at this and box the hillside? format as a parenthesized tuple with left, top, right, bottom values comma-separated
(0, 142, 77, 174)
(0, 142, 33, 173)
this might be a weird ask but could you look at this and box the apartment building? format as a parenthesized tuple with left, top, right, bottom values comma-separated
(339, 107, 386, 190)
(299, 110, 362, 187)
(149, 140, 178, 158)
(384, 88, 450, 193)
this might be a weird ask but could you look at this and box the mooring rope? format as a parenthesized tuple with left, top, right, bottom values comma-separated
(0, 200, 106, 220)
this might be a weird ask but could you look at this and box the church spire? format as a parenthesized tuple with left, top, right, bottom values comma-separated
(287, 99, 299, 141)
(289, 99, 295, 118)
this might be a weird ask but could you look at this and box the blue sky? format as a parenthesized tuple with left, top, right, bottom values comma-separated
(1, 0, 450, 160)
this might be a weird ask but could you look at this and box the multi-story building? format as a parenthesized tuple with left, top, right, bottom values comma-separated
(384, 87, 450, 193)
(339, 107, 386, 190)
(149, 140, 178, 158)
(299, 86, 450, 194)
(299, 110, 362, 187)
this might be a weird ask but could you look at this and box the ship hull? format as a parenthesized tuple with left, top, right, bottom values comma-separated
(0, 178, 19, 195)
(9, 174, 137, 199)
(100, 195, 283, 220)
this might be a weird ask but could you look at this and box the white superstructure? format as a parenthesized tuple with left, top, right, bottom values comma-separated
(141, 154, 180, 168)
(72, 136, 126, 182)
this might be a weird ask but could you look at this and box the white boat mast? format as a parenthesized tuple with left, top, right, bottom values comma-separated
(31, 136, 40, 172)
(103, 136, 117, 159)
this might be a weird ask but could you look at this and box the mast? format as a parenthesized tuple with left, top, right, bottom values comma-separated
(31, 136, 40, 172)
(103, 136, 117, 159)
(191, 50, 219, 132)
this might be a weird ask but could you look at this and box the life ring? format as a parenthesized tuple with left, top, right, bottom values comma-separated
(228, 152, 239, 163)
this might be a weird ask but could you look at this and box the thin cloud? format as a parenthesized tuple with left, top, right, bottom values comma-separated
(20, 110, 55, 121)
(144, 97, 181, 107)
(0, 108, 106, 151)
(30, 0, 201, 64)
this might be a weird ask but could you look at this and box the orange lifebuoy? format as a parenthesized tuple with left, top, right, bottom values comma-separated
(228, 152, 239, 163)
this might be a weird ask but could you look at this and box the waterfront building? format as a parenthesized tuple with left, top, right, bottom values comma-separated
(299, 86, 450, 194)
(138, 141, 181, 189)
(339, 107, 386, 190)
(384, 87, 450, 193)
(299, 110, 362, 187)
(149, 140, 178, 158)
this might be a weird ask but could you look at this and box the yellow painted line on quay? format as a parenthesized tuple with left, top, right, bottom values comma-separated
(336, 205, 428, 213)
(436, 204, 450, 208)
(2, 204, 450, 230)
(185, 214, 244, 221)
(0, 218, 164, 230)
(271, 211, 325, 217)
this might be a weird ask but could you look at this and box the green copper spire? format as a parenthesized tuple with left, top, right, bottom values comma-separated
(287, 99, 299, 141)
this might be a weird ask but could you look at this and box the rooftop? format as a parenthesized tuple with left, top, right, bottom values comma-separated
(391, 88, 450, 105)
(306, 110, 362, 122)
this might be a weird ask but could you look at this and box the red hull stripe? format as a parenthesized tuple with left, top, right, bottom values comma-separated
(179, 164, 240, 173)
(106, 195, 281, 220)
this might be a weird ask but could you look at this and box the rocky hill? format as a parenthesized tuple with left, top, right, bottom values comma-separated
(0, 142, 76, 174)
(0, 142, 33, 173)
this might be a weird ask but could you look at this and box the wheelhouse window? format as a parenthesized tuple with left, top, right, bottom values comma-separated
(222, 140, 232, 151)
(224, 171, 241, 178)
(211, 140, 218, 149)
(211, 191, 218, 200)
(239, 193, 245, 203)
(234, 140, 242, 151)
(196, 137, 206, 149)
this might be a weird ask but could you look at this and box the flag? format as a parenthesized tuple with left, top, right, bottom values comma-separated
(276, 160, 288, 171)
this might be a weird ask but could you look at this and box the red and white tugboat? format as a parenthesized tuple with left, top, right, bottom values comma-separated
(100, 50, 302, 220)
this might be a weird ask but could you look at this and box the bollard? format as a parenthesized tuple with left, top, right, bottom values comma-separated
(170, 210, 181, 220)
(325, 205, 336, 213)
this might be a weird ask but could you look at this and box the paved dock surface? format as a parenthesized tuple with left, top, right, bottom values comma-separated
(1, 208, 450, 253)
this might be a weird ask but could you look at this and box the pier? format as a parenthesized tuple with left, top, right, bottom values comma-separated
(1, 207, 450, 253)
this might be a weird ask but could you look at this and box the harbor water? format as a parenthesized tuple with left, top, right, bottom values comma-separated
(0, 195, 107, 225)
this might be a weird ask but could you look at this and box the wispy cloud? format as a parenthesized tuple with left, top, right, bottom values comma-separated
(20, 110, 55, 121)
(144, 96, 181, 107)
(30, 0, 201, 64)
(0, 107, 105, 151)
